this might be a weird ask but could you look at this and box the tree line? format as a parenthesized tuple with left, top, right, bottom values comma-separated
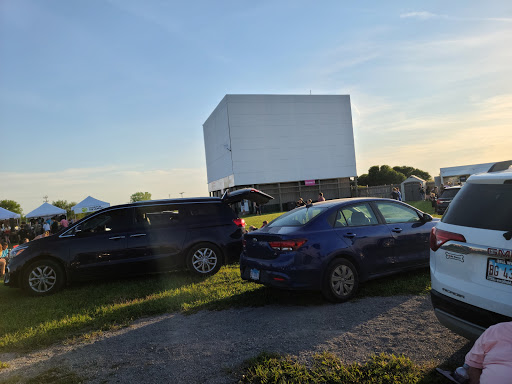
(357, 165, 432, 187)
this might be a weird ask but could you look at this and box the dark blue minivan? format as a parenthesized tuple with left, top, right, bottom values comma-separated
(240, 198, 437, 302)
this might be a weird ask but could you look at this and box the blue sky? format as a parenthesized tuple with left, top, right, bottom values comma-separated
(1, 1, 511, 213)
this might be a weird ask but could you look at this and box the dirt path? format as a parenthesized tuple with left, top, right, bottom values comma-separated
(0, 295, 471, 383)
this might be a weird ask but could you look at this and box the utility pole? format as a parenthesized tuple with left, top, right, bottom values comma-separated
(179, 192, 184, 198)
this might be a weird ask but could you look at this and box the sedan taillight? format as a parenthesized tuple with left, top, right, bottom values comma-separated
(268, 239, 307, 252)
(430, 227, 466, 251)
(233, 218, 246, 228)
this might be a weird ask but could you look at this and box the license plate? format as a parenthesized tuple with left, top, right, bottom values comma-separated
(486, 258, 512, 286)
(249, 268, 260, 281)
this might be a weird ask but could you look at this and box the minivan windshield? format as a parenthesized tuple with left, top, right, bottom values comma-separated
(267, 206, 328, 227)
(442, 183, 512, 231)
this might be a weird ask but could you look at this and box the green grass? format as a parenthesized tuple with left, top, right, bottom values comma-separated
(0, 367, 83, 384)
(239, 352, 447, 384)
(407, 200, 442, 219)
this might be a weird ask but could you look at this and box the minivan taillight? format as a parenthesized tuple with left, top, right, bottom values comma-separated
(233, 218, 246, 228)
(268, 239, 307, 252)
(430, 227, 466, 251)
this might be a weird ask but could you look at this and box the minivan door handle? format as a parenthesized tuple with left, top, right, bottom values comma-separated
(109, 236, 126, 240)
(344, 233, 357, 239)
(130, 234, 147, 238)
(392, 228, 403, 233)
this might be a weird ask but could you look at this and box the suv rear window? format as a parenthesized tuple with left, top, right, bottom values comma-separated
(440, 188, 460, 198)
(442, 183, 512, 231)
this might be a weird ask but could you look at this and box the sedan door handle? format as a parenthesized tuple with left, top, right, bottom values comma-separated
(392, 228, 403, 233)
(109, 236, 126, 240)
(130, 234, 147, 238)
(344, 233, 357, 239)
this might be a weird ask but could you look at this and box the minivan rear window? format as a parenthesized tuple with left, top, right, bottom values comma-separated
(442, 183, 512, 231)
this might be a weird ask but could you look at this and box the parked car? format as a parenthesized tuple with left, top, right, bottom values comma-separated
(430, 163, 512, 340)
(4, 188, 273, 296)
(435, 186, 461, 215)
(240, 198, 437, 302)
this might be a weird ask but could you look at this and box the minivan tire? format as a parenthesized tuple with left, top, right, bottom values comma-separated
(186, 243, 222, 277)
(322, 258, 359, 303)
(22, 259, 65, 296)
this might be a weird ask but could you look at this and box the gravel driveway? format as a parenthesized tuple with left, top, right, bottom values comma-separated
(0, 295, 471, 383)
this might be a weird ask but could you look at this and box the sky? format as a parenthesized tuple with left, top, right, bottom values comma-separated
(1, 1, 511, 214)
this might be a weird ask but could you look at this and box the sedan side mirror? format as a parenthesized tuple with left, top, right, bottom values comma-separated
(422, 213, 433, 222)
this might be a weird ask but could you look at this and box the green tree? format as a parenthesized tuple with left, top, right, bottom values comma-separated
(357, 165, 406, 186)
(130, 192, 152, 203)
(52, 200, 78, 217)
(0, 199, 23, 215)
(392, 166, 432, 181)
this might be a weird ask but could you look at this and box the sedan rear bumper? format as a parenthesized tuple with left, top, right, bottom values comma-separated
(240, 254, 323, 290)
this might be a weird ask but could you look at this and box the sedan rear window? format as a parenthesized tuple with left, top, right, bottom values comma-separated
(442, 183, 512, 231)
(268, 206, 328, 227)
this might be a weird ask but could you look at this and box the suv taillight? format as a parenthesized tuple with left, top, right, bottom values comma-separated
(233, 218, 246, 228)
(268, 239, 307, 252)
(430, 227, 466, 251)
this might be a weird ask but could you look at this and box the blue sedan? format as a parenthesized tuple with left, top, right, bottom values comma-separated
(240, 198, 438, 302)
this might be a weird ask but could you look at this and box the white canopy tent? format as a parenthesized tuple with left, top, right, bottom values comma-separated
(25, 202, 66, 219)
(0, 207, 21, 220)
(72, 196, 110, 214)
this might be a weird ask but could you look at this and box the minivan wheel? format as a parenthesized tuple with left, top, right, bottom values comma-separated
(186, 243, 222, 277)
(322, 258, 359, 303)
(23, 259, 64, 296)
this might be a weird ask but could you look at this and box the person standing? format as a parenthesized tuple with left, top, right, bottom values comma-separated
(0, 241, 9, 277)
(43, 220, 51, 233)
(318, 192, 326, 202)
(50, 218, 59, 234)
(60, 215, 69, 228)
(419, 186, 426, 201)
(391, 187, 399, 200)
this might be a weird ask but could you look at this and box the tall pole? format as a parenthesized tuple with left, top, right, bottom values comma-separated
(179, 192, 184, 198)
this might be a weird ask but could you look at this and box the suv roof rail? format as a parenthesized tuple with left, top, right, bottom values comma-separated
(488, 160, 512, 173)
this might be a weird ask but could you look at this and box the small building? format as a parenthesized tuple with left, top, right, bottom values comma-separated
(401, 175, 426, 201)
(439, 162, 496, 186)
(203, 94, 357, 211)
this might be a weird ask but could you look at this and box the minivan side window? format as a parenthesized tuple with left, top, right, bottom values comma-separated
(134, 205, 181, 228)
(70, 209, 130, 235)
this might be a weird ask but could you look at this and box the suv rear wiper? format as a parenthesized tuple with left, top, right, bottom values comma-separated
(504, 231, 512, 240)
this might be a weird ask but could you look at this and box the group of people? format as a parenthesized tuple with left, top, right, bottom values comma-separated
(1, 215, 72, 245)
(0, 215, 75, 277)
(295, 192, 326, 208)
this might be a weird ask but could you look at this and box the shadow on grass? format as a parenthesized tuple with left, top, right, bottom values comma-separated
(0, 265, 431, 353)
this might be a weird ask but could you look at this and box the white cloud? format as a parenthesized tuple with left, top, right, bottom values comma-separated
(400, 11, 445, 20)
(400, 11, 512, 23)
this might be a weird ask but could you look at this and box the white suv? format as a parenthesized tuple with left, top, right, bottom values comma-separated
(430, 161, 512, 340)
